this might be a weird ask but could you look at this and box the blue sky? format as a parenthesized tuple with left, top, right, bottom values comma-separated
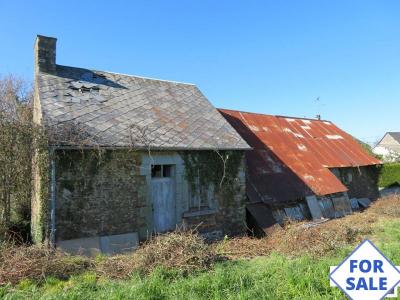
(1, 1, 399, 144)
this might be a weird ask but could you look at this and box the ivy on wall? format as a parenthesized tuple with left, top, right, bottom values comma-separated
(32, 148, 143, 244)
(31, 134, 50, 244)
(180, 150, 243, 200)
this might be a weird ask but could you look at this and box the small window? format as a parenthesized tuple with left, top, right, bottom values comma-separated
(189, 177, 215, 211)
(151, 165, 162, 178)
(163, 165, 172, 177)
(151, 164, 173, 178)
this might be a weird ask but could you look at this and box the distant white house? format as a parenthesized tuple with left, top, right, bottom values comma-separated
(373, 132, 400, 162)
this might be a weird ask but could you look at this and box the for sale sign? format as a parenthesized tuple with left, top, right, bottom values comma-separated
(330, 240, 400, 300)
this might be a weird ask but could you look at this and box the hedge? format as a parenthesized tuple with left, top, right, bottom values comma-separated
(379, 163, 400, 188)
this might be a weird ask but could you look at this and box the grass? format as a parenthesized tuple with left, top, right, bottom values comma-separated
(2, 196, 400, 299)
(0, 255, 347, 300)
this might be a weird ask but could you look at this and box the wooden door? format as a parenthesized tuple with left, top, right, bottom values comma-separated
(151, 165, 175, 232)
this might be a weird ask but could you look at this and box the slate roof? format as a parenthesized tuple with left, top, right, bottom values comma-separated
(37, 65, 250, 150)
(219, 109, 381, 204)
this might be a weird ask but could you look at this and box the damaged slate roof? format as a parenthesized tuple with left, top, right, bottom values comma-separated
(219, 109, 381, 205)
(37, 65, 250, 150)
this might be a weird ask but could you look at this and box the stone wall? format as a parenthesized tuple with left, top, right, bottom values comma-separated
(334, 166, 380, 200)
(181, 151, 247, 238)
(34, 149, 247, 246)
(54, 150, 148, 242)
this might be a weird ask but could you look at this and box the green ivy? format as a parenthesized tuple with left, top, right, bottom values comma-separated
(31, 136, 50, 244)
(180, 150, 243, 197)
(379, 163, 400, 188)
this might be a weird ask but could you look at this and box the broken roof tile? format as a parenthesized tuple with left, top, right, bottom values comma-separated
(38, 65, 250, 150)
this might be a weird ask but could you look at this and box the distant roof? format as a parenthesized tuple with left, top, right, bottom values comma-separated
(387, 132, 400, 144)
(219, 108, 381, 204)
(37, 65, 249, 150)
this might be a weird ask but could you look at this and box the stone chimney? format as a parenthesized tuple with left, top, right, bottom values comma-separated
(34, 35, 57, 74)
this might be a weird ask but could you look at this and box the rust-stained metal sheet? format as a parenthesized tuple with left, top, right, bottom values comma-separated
(219, 109, 381, 203)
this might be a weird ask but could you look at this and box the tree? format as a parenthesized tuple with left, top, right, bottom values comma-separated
(0, 75, 34, 232)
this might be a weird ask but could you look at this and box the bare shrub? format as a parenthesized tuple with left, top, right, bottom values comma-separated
(367, 194, 400, 217)
(0, 243, 91, 285)
(96, 231, 215, 279)
(0, 75, 37, 234)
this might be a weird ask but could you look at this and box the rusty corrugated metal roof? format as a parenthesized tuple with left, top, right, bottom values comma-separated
(219, 109, 381, 204)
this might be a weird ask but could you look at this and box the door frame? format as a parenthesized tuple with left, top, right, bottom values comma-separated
(140, 153, 185, 233)
(151, 165, 176, 232)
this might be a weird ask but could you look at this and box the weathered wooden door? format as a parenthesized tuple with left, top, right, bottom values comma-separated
(151, 171, 175, 233)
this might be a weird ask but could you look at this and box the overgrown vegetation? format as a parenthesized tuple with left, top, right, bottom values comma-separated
(96, 231, 214, 279)
(1, 195, 400, 299)
(0, 231, 215, 285)
(0, 75, 39, 241)
(181, 151, 243, 189)
(379, 162, 400, 188)
(0, 243, 91, 286)
(180, 150, 243, 204)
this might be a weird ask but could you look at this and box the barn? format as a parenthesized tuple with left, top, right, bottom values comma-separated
(219, 109, 381, 234)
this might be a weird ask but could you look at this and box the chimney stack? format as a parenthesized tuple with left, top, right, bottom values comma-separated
(34, 35, 57, 74)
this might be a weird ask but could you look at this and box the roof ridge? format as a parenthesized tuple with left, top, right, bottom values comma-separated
(218, 108, 330, 122)
(101, 69, 197, 86)
(55, 64, 196, 86)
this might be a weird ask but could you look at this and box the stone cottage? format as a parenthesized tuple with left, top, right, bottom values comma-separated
(31, 35, 250, 254)
(219, 109, 381, 235)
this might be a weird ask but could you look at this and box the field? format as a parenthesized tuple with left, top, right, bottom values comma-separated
(1, 195, 400, 299)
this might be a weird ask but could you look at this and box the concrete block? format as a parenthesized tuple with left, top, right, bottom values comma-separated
(57, 237, 101, 256)
(100, 232, 139, 255)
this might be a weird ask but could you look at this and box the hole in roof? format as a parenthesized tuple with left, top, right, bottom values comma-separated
(80, 72, 107, 84)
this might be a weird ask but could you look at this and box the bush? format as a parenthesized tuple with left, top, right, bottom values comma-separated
(379, 163, 400, 188)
